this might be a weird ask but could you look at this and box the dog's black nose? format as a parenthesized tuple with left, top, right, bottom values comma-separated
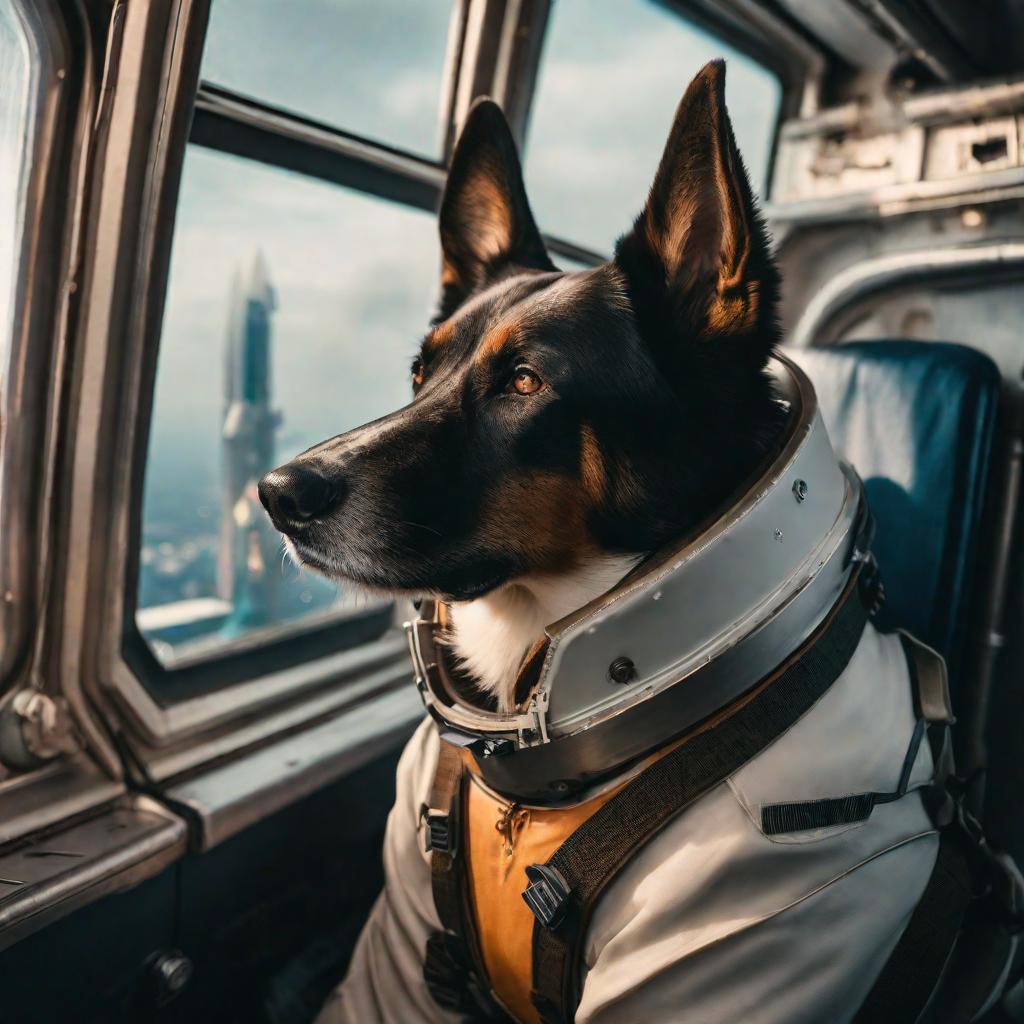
(258, 464, 343, 533)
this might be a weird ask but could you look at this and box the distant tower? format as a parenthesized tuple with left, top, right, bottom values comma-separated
(218, 251, 281, 629)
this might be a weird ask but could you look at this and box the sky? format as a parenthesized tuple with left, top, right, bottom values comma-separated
(0, 6, 32, 380)
(143, 0, 782, 529)
(524, 0, 781, 252)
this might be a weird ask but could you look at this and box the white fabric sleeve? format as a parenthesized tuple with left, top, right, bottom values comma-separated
(315, 717, 456, 1024)
(576, 810, 937, 1024)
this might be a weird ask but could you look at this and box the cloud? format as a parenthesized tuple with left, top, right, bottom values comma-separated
(521, 1, 781, 252)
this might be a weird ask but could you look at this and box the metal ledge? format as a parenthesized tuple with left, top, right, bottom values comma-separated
(789, 241, 1024, 348)
(191, 84, 446, 212)
(0, 794, 187, 952)
(767, 166, 1024, 226)
(166, 684, 423, 851)
(0, 755, 123, 848)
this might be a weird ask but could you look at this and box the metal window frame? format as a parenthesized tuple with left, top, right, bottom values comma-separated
(0, 0, 88, 700)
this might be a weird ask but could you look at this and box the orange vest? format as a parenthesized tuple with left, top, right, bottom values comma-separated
(463, 761, 627, 1024)
(456, 674, 779, 1022)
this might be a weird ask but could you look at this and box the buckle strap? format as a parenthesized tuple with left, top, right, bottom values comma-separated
(523, 865, 571, 931)
(762, 715, 928, 835)
(528, 569, 870, 1023)
(424, 739, 513, 1021)
(420, 806, 454, 854)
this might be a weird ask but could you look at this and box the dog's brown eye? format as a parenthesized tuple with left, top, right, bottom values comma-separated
(411, 357, 424, 387)
(511, 368, 543, 395)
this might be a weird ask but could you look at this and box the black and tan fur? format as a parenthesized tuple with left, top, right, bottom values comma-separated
(259, 61, 784, 708)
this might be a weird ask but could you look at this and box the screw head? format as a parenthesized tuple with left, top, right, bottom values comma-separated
(793, 479, 808, 503)
(608, 656, 636, 684)
(148, 950, 193, 1007)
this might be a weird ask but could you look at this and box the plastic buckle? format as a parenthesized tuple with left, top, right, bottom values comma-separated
(439, 727, 515, 759)
(420, 804, 453, 853)
(522, 863, 571, 930)
(854, 550, 886, 617)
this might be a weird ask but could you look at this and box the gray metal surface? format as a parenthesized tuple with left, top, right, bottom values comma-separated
(789, 242, 1024, 350)
(0, 794, 186, 952)
(770, 74, 1024, 222)
(166, 684, 422, 850)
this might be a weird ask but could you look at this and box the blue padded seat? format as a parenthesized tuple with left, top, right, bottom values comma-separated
(790, 341, 1001, 694)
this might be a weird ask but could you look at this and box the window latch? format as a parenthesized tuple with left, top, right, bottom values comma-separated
(0, 690, 81, 771)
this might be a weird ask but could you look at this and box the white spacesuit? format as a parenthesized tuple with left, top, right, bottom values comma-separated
(316, 356, 1010, 1024)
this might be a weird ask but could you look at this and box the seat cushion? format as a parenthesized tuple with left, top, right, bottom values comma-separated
(790, 341, 1000, 692)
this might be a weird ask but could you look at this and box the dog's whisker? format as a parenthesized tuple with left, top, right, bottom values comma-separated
(401, 519, 443, 538)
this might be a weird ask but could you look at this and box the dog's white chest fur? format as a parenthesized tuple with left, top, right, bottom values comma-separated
(447, 555, 640, 711)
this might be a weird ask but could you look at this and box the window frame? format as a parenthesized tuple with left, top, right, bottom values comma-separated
(0, 0, 85, 698)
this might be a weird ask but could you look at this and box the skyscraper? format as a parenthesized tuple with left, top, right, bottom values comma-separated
(218, 251, 282, 634)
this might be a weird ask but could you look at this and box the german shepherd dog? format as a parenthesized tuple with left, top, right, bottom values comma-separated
(259, 60, 784, 714)
(260, 64, 957, 1024)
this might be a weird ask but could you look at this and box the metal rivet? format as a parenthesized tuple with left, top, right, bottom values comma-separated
(148, 951, 193, 1008)
(609, 656, 636, 684)
(792, 479, 808, 502)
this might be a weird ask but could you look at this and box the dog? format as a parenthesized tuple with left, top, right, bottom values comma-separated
(259, 59, 784, 714)
(261, 62, 939, 1024)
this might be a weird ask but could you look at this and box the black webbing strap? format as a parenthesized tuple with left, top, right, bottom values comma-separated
(761, 632, 954, 837)
(422, 740, 469, 1013)
(423, 741, 513, 1022)
(527, 574, 870, 1024)
(853, 836, 973, 1024)
(761, 717, 928, 834)
(428, 740, 465, 934)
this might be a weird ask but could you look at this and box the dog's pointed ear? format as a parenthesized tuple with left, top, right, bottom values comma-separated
(437, 98, 554, 317)
(615, 61, 778, 366)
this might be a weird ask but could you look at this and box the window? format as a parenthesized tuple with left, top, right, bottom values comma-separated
(523, 0, 782, 254)
(135, 6, 456, 670)
(133, 0, 784, 678)
(200, 0, 458, 157)
(137, 151, 438, 664)
(0, 5, 33, 350)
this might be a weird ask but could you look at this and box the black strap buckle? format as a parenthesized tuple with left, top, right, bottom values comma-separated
(420, 804, 453, 853)
(523, 863, 571, 931)
(854, 549, 885, 617)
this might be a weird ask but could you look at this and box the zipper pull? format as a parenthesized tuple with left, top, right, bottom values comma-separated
(495, 802, 528, 856)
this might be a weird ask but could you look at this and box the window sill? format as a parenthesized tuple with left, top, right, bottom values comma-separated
(164, 682, 423, 850)
(0, 793, 186, 952)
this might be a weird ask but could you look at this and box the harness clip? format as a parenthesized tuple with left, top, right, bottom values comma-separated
(420, 804, 454, 853)
(523, 863, 572, 931)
